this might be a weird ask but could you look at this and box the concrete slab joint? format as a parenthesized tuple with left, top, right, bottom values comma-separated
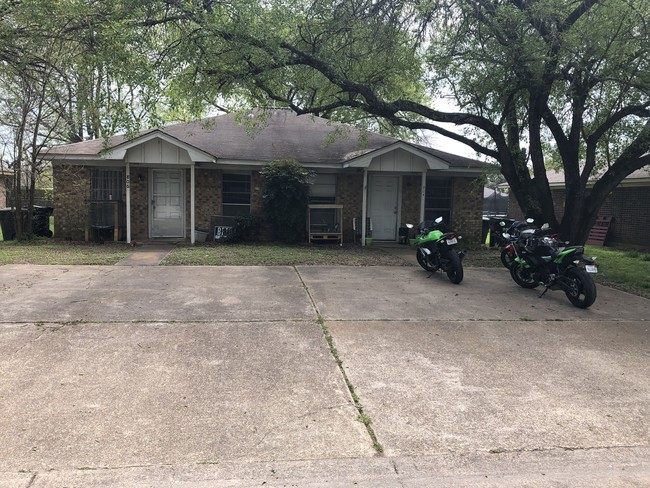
(0, 265, 648, 486)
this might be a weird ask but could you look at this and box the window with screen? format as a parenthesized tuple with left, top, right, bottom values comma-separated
(91, 169, 123, 201)
(425, 177, 452, 224)
(308, 174, 338, 231)
(309, 174, 336, 204)
(222, 173, 251, 225)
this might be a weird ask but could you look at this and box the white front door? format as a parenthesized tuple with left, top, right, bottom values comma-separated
(369, 175, 399, 240)
(151, 169, 184, 238)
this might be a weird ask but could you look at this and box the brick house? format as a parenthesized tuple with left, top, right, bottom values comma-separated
(42, 110, 486, 244)
(507, 166, 650, 247)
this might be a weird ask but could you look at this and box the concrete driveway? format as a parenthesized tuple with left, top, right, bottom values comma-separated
(0, 264, 648, 487)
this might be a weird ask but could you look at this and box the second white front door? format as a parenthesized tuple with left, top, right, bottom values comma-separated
(151, 169, 184, 238)
(368, 175, 399, 240)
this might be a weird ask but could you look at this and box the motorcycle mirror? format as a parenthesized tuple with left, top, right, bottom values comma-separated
(435, 216, 443, 223)
(499, 221, 506, 227)
(503, 233, 511, 239)
(541, 223, 550, 230)
(405, 223, 414, 229)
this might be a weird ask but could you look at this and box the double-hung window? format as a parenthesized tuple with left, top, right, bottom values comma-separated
(308, 174, 339, 232)
(309, 174, 336, 204)
(222, 173, 251, 226)
(425, 177, 452, 224)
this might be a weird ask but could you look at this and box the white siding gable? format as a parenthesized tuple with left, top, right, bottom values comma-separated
(368, 148, 429, 172)
(126, 138, 193, 165)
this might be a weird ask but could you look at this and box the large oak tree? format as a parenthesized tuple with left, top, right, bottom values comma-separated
(141, 0, 650, 244)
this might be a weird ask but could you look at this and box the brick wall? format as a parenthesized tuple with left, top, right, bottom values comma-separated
(130, 169, 148, 241)
(401, 175, 421, 226)
(451, 177, 483, 244)
(53, 165, 91, 240)
(595, 186, 650, 247)
(251, 171, 263, 215)
(338, 173, 363, 242)
(508, 186, 650, 247)
(190, 169, 221, 233)
(52, 166, 486, 245)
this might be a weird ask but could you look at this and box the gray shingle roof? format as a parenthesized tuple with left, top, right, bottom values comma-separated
(43, 109, 484, 168)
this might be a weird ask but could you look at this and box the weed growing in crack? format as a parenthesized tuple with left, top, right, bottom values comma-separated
(317, 316, 384, 455)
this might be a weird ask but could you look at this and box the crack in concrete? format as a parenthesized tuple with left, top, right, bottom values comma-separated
(25, 473, 36, 487)
(292, 266, 385, 455)
(489, 444, 650, 455)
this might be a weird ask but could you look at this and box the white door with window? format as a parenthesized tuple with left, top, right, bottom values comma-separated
(368, 175, 399, 240)
(151, 169, 184, 237)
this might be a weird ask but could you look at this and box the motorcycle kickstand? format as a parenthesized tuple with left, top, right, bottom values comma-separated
(538, 287, 550, 299)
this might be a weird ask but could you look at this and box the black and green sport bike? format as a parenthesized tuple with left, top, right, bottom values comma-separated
(509, 227, 598, 308)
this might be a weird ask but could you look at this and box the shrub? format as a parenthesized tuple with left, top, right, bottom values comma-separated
(260, 159, 314, 243)
(224, 215, 261, 243)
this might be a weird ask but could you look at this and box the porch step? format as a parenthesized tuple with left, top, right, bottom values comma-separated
(587, 216, 613, 246)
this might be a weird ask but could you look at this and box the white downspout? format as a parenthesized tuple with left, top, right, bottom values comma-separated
(420, 170, 427, 222)
(126, 162, 131, 243)
(190, 164, 195, 244)
(361, 169, 368, 246)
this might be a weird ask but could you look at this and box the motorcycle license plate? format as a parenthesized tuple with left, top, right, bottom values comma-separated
(585, 265, 598, 273)
(446, 237, 458, 245)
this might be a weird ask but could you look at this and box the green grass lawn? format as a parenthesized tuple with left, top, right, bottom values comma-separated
(1, 238, 648, 299)
(162, 243, 414, 266)
(0, 239, 130, 265)
(586, 245, 650, 299)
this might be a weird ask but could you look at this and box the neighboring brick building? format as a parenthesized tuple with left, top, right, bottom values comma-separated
(507, 167, 650, 247)
(42, 110, 486, 244)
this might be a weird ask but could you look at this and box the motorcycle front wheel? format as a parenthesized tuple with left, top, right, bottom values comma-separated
(416, 249, 436, 272)
(510, 262, 539, 289)
(445, 251, 464, 284)
(500, 249, 515, 269)
(564, 268, 597, 308)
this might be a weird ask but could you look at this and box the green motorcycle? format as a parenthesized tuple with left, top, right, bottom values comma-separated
(510, 227, 598, 308)
(407, 217, 466, 284)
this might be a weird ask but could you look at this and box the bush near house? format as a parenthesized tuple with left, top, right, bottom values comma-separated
(260, 159, 314, 244)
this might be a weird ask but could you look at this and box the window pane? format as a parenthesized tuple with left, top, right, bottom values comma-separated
(223, 173, 251, 205)
(91, 169, 123, 201)
(425, 177, 452, 226)
(311, 174, 336, 197)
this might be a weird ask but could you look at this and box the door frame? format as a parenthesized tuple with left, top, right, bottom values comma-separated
(149, 168, 186, 239)
(367, 174, 402, 241)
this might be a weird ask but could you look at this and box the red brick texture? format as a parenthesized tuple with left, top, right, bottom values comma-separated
(508, 186, 650, 247)
(52, 165, 92, 240)
(53, 166, 484, 244)
(451, 177, 483, 244)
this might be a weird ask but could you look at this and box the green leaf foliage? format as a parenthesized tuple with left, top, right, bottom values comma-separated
(260, 159, 315, 243)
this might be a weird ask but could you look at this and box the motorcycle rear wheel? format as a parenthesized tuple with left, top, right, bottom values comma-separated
(500, 249, 515, 269)
(564, 268, 597, 308)
(510, 262, 539, 289)
(445, 251, 464, 284)
(416, 249, 436, 272)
